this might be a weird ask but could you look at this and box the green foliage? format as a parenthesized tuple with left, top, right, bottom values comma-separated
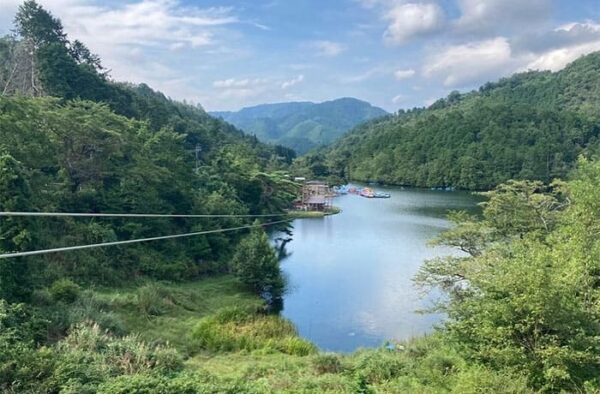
(97, 372, 266, 394)
(416, 162, 600, 392)
(15, 0, 66, 47)
(92, 276, 263, 355)
(192, 306, 316, 355)
(303, 54, 600, 189)
(0, 92, 292, 289)
(0, 149, 33, 301)
(231, 227, 285, 297)
(49, 278, 81, 303)
(313, 354, 343, 374)
(134, 283, 173, 317)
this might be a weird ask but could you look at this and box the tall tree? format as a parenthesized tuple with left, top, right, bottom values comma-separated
(0, 150, 33, 301)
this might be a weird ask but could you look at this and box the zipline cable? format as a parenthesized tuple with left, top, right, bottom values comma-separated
(0, 219, 290, 259)
(0, 212, 288, 218)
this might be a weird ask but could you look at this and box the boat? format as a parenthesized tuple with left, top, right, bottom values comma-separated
(373, 192, 391, 198)
(337, 185, 350, 195)
(360, 187, 375, 198)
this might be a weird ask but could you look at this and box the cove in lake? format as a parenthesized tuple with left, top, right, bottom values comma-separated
(280, 186, 481, 352)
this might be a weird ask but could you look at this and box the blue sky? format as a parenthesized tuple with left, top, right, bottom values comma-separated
(2, 0, 600, 111)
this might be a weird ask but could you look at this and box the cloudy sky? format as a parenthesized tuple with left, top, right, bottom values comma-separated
(1, 0, 600, 111)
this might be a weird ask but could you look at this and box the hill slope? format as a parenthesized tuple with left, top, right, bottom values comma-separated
(211, 98, 388, 154)
(0, 0, 297, 294)
(299, 52, 600, 189)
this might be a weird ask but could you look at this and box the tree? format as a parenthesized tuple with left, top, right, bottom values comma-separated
(415, 169, 600, 391)
(231, 226, 285, 299)
(0, 150, 33, 301)
(69, 40, 103, 72)
(14, 0, 67, 47)
(13, 0, 68, 96)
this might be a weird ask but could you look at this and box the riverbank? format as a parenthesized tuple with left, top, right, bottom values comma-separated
(85, 275, 528, 393)
(287, 206, 342, 219)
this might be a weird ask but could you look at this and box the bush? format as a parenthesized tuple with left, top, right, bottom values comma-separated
(279, 336, 316, 356)
(231, 228, 285, 298)
(313, 354, 344, 374)
(352, 350, 406, 384)
(97, 372, 267, 394)
(59, 321, 183, 372)
(135, 283, 172, 317)
(192, 307, 316, 355)
(49, 279, 81, 303)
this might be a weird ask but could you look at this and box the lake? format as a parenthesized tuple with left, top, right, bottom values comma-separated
(280, 186, 480, 352)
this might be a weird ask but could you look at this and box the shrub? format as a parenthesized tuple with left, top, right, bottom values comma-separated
(135, 283, 172, 317)
(313, 354, 344, 374)
(452, 366, 531, 393)
(231, 228, 285, 298)
(49, 279, 81, 303)
(352, 350, 405, 384)
(192, 307, 316, 355)
(97, 372, 267, 394)
(59, 322, 183, 373)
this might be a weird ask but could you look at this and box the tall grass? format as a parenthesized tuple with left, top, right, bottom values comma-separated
(192, 306, 316, 356)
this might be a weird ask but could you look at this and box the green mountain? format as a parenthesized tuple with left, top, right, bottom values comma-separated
(299, 52, 600, 189)
(211, 98, 388, 154)
(0, 0, 297, 292)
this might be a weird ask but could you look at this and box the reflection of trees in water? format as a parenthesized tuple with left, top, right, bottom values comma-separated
(272, 225, 293, 260)
(266, 224, 293, 314)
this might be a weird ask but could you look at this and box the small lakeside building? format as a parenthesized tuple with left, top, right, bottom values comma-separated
(294, 180, 333, 211)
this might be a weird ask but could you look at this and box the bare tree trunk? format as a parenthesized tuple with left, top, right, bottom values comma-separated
(1, 62, 18, 96)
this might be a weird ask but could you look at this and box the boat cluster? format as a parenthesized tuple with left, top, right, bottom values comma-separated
(333, 185, 391, 199)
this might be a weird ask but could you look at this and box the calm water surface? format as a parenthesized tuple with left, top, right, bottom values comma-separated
(280, 185, 480, 352)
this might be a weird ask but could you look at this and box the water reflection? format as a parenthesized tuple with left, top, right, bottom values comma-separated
(279, 186, 480, 352)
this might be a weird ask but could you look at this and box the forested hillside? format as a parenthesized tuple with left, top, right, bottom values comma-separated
(296, 54, 600, 189)
(0, 1, 297, 300)
(211, 98, 387, 154)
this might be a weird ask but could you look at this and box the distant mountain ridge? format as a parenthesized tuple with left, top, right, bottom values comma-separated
(211, 98, 388, 154)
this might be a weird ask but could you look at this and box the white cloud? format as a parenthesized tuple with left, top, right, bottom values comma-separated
(423, 37, 514, 87)
(0, 0, 247, 103)
(421, 21, 600, 88)
(394, 68, 416, 80)
(213, 78, 268, 88)
(211, 77, 271, 104)
(520, 22, 600, 71)
(525, 41, 600, 72)
(455, 0, 551, 34)
(383, 2, 445, 45)
(58, 0, 237, 51)
(392, 94, 404, 104)
(342, 67, 386, 83)
(310, 40, 346, 57)
(281, 74, 304, 89)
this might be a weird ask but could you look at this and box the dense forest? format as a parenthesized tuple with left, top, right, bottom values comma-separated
(295, 54, 600, 189)
(1, 1, 600, 393)
(0, 0, 300, 299)
(211, 98, 387, 154)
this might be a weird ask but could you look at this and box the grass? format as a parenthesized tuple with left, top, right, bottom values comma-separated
(287, 206, 342, 219)
(191, 305, 316, 355)
(92, 275, 262, 354)
(78, 275, 532, 393)
(187, 353, 355, 393)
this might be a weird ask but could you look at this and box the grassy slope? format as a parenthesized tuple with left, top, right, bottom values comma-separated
(85, 275, 531, 393)
(93, 276, 261, 354)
